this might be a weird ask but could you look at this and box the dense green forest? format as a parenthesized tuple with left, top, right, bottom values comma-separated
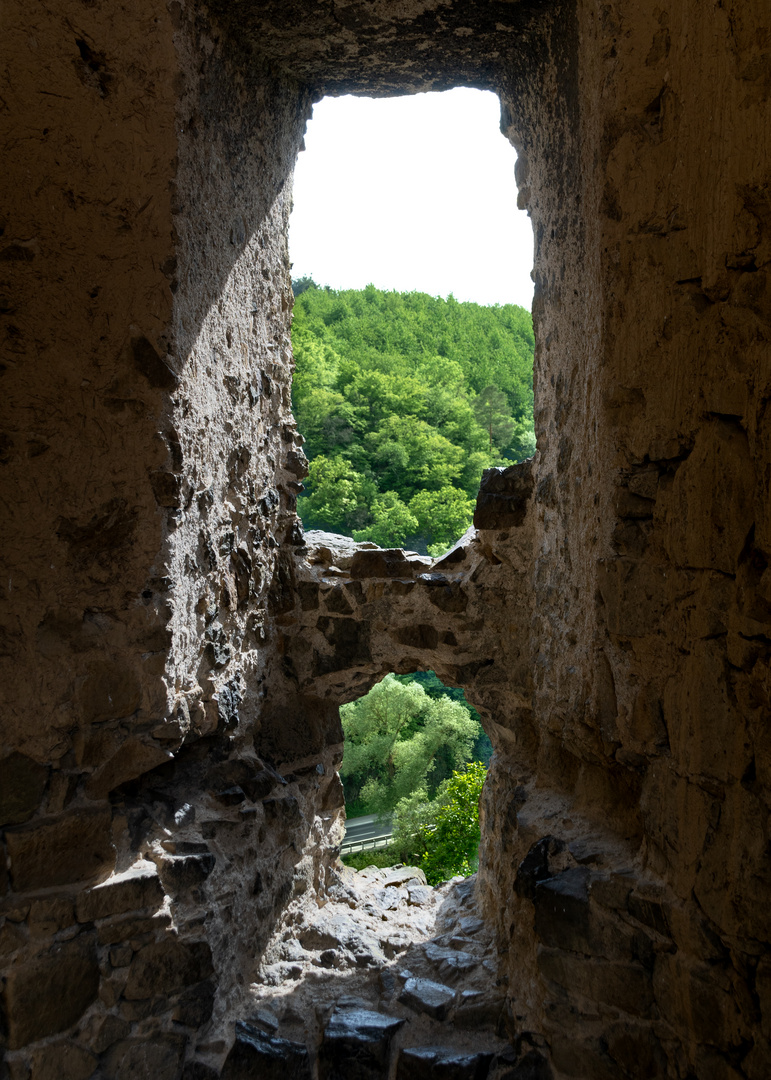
(291, 281, 535, 554)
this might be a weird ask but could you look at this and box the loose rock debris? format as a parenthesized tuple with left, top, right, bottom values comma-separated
(218, 867, 545, 1079)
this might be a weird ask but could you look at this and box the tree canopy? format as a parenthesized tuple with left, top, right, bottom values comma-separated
(339, 674, 481, 817)
(343, 760, 487, 886)
(391, 761, 487, 885)
(291, 283, 535, 554)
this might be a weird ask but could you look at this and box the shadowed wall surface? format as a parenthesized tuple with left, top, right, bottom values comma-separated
(1, 1, 770, 1077)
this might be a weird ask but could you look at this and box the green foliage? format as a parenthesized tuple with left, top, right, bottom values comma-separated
(510, 418, 537, 463)
(352, 491, 418, 548)
(408, 487, 476, 554)
(340, 845, 401, 872)
(291, 274, 318, 297)
(291, 283, 534, 552)
(392, 672, 492, 764)
(473, 385, 516, 452)
(339, 674, 481, 816)
(390, 761, 487, 885)
(300, 455, 376, 533)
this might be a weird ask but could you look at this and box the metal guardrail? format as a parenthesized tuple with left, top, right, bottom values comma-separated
(340, 833, 393, 855)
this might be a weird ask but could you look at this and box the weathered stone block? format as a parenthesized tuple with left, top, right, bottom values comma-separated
(102, 1036, 186, 1080)
(85, 739, 172, 798)
(172, 978, 216, 1026)
(666, 420, 754, 574)
(391, 624, 440, 649)
(319, 1008, 405, 1080)
(537, 947, 653, 1017)
(2, 934, 99, 1049)
(221, 1021, 311, 1080)
(28, 895, 75, 936)
(596, 558, 671, 639)
(256, 694, 343, 759)
(157, 852, 216, 892)
(97, 911, 171, 945)
(321, 772, 345, 811)
(110, 945, 133, 967)
(297, 580, 321, 610)
(396, 1046, 494, 1080)
(324, 584, 354, 614)
(0, 919, 26, 959)
(29, 1039, 96, 1080)
(532, 867, 591, 950)
(419, 573, 469, 613)
(627, 892, 671, 938)
(499, 1049, 553, 1080)
(453, 989, 505, 1029)
(382, 866, 426, 887)
(514, 836, 565, 900)
(603, 1022, 666, 1078)
(76, 860, 163, 921)
(76, 659, 142, 724)
(182, 1064, 221, 1080)
(548, 1038, 617, 1080)
(473, 461, 533, 530)
(262, 795, 302, 829)
(653, 954, 748, 1051)
(399, 977, 455, 1020)
(350, 548, 413, 578)
(757, 956, 771, 1040)
(242, 768, 284, 801)
(213, 785, 246, 805)
(123, 938, 213, 1000)
(285, 448, 309, 478)
(0, 752, 49, 826)
(149, 468, 182, 506)
(533, 868, 644, 964)
(6, 807, 114, 890)
(590, 873, 634, 911)
(433, 539, 470, 569)
(90, 1014, 131, 1054)
(313, 617, 372, 673)
(0, 838, 7, 898)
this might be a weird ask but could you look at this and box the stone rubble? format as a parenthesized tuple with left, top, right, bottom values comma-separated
(217, 868, 542, 1080)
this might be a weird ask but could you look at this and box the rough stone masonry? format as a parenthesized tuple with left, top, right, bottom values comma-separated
(1, 1, 770, 1077)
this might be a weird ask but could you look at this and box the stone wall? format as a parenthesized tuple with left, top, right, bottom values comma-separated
(481, 3, 771, 1077)
(1, 0, 770, 1077)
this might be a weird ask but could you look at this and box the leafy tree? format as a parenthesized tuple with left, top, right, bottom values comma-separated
(352, 491, 418, 548)
(300, 455, 375, 532)
(409, 486, 476, 554)
(292, 274, 318, 297)
(364, 416, 465, 498)
(473, 385, 516, 452)
(339, 675, 480, 816)
(509, 418, 537, 462)
(393, 671, 492, 764)
(390, 761, 487, 885)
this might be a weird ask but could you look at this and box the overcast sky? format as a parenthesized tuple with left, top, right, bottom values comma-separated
(289, 88, 534, 310)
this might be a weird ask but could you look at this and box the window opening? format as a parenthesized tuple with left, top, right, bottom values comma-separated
(289, 89, 535, 557)
(337, 671, 490, 886)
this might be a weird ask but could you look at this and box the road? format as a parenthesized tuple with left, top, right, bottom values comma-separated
(343, 814, 392, 844)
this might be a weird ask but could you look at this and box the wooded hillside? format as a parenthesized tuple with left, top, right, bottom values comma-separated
(291, 282, 535, 553)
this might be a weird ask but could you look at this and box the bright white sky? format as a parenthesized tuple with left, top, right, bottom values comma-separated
(289, 88, 534, 310)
